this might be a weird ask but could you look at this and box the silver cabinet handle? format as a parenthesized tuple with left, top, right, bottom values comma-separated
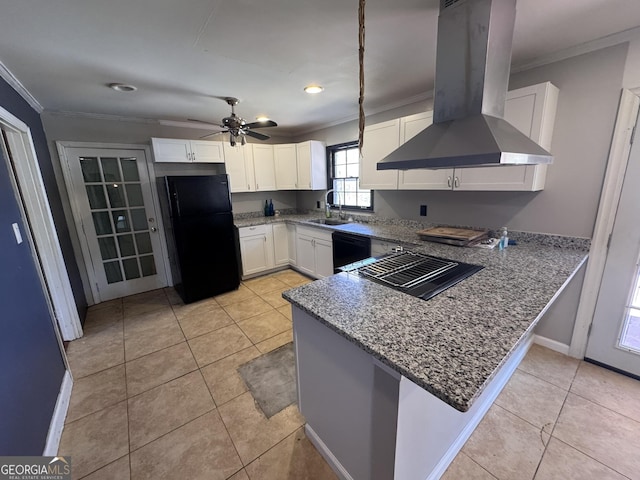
(151, 227, 157, 232)
(264, 236, 266, 242)
(249, 227, 257, 230)
(256, 183, 259, 190)
(447, 176, 452, 188)
(454, 177, 460, 188)
(247, 184, 250, 190)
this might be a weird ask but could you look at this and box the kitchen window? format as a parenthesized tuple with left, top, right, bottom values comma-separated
(327, 142, 373, 211)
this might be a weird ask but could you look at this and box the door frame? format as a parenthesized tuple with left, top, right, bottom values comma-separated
(0, 106, 82, 341)
(56, 142, 172, 304)
(570, 88, 640, 358)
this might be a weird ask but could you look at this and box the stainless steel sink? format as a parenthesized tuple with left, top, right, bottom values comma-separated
(307, 218, 351, 226)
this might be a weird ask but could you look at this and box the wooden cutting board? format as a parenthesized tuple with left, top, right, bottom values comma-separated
(416, 227, 488, 246)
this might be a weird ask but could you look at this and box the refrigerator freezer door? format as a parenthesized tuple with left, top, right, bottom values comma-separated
(167, 174, 232, 218)
(172, 212, 240, 303)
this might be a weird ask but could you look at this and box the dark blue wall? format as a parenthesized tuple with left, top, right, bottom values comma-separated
(0, 77, 87, 319)
(0, 78, 85, 453)
(0, 145, 66, 454)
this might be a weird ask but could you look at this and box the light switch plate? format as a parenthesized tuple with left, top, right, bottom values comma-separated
(12, 223, 23, 244)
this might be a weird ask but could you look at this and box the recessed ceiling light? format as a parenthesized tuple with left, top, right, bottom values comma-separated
(108, 83, 137, 92)
(255, 115, 270, 122)
(304, 85, 324, 94)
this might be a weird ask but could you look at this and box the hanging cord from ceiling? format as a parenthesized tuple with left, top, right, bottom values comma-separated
(358, 0, 365, 155)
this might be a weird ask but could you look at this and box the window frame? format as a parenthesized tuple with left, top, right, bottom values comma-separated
(326, 141, 374, 212)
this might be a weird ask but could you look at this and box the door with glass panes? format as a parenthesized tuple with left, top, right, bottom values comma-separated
(64, 147, 167, 302)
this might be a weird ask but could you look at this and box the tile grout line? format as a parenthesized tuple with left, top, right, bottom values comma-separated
(548, 437, 634, 480)
(531, 354, 582, 479)
(122, 295, 133, 480)
(458, 451, 499, 480)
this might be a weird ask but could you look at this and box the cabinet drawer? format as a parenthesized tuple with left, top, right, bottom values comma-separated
(238, 224, 270, 238)
(297, 225, 333, 243)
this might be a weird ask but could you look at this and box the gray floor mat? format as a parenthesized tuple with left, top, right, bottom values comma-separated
(237, 342, 296, 418)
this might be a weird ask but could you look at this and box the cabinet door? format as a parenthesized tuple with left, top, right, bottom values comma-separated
(359, 120, 400, 190)
(151, 138, 191, 163)
(397, 112, 453, 190)
(191, 140, 224, 163)
(274, 144, 298, 189)
(314, 238, 334, 278)
(297, 141, 327, 190)
(455, 83, 558, 192)
(272, 223, 289, 266)
(296, 233, 316, 277)
(238, 225, 274, 275)
(224, 144, 251, 192)
(287, 223, 297, 265)
(239, 234, 270, 276)
(252, 144, 277, 191)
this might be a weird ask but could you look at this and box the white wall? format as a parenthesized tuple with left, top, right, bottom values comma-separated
(623, 38, 640, 88)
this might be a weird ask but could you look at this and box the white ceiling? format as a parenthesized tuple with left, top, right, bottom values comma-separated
(1, 0, 639, 136)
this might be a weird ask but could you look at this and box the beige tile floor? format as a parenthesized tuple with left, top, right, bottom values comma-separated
(60, 268, 336, 480)
(443, 344, 640, 480)
(60, 270, 640, 480)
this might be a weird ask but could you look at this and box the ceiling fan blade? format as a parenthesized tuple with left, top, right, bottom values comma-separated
(244, 120, 278, 129)
(187, 118, 220, 126)
(245, 130, 270, 141)
(199, 131, 227, 140)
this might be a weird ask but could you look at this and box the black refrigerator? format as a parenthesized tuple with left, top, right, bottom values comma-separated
(162, 175, 240, 304)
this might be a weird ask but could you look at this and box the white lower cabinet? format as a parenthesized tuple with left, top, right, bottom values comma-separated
(238, 225, 275, 276)
(272, 223, 289, 267)
(295, 226, 333, 279)
(287, 224, 297, 265)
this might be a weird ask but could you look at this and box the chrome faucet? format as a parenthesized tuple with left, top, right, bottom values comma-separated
(325, 189, 344, 219)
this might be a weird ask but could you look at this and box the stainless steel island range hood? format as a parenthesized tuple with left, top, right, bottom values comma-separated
(377, 0, 553, 171)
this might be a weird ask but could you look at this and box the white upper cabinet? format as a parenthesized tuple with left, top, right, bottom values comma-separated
(296, 141, 327, 190)
(359, 119, 401, 190)
(359, 81, 558, 192)
(397, 112, 453, 190)
(151, 138, 224, 163)
(223, 143, 256, 193)
(456, 82, 559, 191)
(274, 144, 298, 190)
(252, 144, 277, 191)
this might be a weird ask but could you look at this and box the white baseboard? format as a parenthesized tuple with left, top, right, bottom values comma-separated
(43, 370, 73, 456)
(305, 424, 354, 480)
(533, 334, 570, 355)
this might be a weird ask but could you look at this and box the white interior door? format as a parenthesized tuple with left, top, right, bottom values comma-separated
(63, 147, 167, 302)
(586, 120, 640, 376)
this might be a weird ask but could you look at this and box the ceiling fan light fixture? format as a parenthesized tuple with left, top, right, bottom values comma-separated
(255, 115, 271, 122)
(108, 83, 137, 92)
(304, 85, 324, 94)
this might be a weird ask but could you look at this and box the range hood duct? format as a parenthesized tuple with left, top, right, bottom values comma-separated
(377, 0, 553, 170)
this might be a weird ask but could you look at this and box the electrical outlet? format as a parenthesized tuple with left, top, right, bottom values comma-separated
(420, 205, 427, 216)
(316, 200, 321, 209)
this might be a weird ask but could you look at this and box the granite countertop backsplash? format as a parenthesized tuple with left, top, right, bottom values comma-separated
(247, 211, 590, 412)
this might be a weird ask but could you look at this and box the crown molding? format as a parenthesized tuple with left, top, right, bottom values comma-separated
(46, 110, 158, 124)
(511, 25, 640, 74)
(0, 60, 44, 113)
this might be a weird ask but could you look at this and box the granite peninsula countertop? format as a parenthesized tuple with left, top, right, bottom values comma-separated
(260, 214, 589, 412)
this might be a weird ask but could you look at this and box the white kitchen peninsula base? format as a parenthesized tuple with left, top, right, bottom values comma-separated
(293, 306, 534, 480)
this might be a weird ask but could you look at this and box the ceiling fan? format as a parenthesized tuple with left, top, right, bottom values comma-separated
(192, 97, 277, 147)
